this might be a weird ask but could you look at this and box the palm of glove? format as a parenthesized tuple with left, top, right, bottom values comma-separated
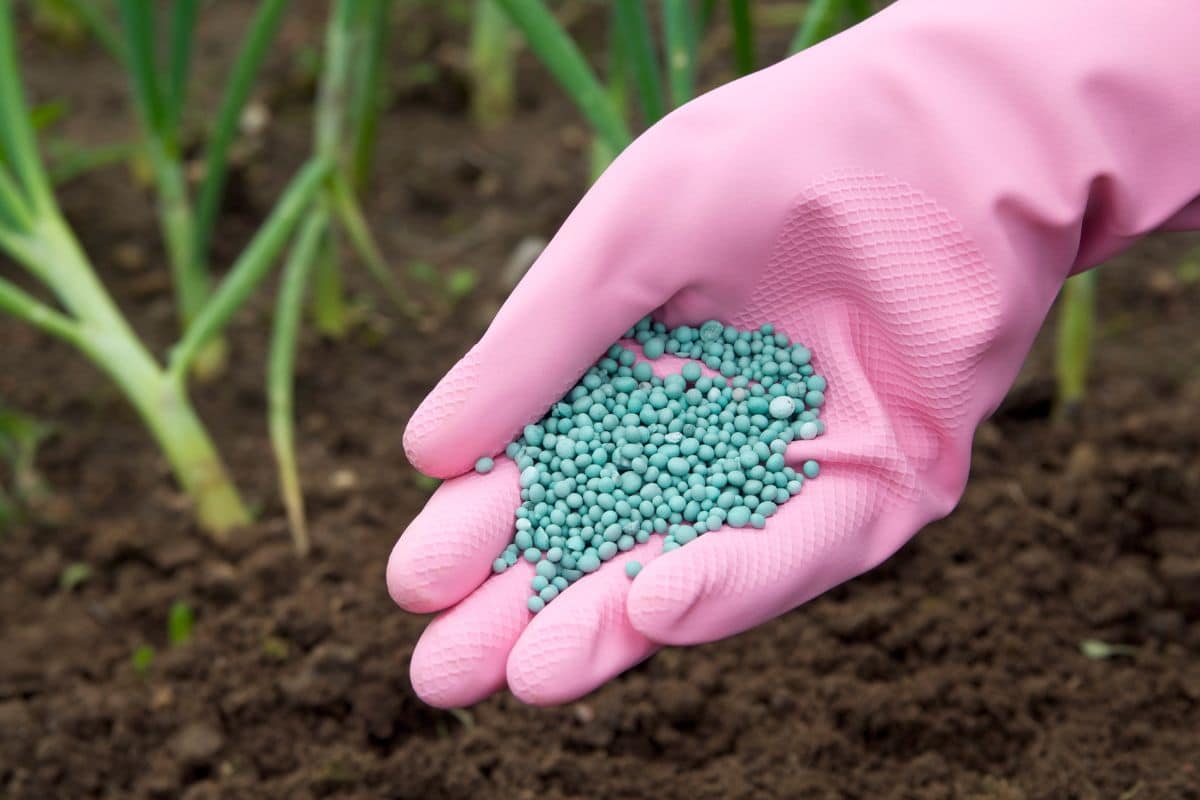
(388, 137, 1001, 708)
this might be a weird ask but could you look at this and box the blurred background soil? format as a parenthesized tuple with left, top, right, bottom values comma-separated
(1, 2, 1198, 798)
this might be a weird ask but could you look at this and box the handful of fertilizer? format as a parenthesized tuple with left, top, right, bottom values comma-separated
(474, 317, 827, 612)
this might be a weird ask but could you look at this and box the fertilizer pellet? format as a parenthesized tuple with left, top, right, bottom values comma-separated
(486, 317, 827, 611)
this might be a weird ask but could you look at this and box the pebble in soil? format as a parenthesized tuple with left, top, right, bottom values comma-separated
(482, 317, 827, 612)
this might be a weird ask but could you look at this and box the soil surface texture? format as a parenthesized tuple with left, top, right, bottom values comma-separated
(2, 4, 1198, 798)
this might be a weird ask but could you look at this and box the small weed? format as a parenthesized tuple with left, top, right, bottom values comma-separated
(167, 601, 195, 647)
(444, 268, 479, 304)
(28, 0, 86, 45)
(0, 486, 14, 532)
(58, 562, 91, 591)
(1178, 246, 1200, 285)
(261, 636, 290, 662)
(30, 99, 68, 130)
(413, 473, 441, 493)
(449, 708, 475, 729)
(0, 400, 55, 527)
(1080, 639, 1138, 660)
(407, 261, 480, 324)
(131, 644, 155, 676)
(435, 708, 476, 739)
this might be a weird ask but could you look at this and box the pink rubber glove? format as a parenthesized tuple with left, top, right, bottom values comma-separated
(389, 0, 1200, 707)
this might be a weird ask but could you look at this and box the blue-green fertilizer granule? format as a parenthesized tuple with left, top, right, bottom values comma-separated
(490, 317, 827, 611)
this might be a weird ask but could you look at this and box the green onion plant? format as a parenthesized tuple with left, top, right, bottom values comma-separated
(469, 0, 516, 130)
(788, 0, 871, 54)
(1054, 270, 1097, 416)
(107, 0, 293, 379)
(662, 0, 698, 107)
(21, 0, 406, 552)
(495, 0, 875, 177)
(587, 5, 629, 179)
(350, 0, 392, 190)
(614, 0, 666, 125)
(303, 0, 405, 340)
(0, 399, 53, 526)
(0, 0, 331, 538)
(266, 0, 404, 554)
(494, 0, 631, 166)
(728, 0, 754, 73)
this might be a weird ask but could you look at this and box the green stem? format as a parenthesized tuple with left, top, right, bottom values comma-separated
(662, 0, 698, 108)
(25, 216, 140, 338)
(165, 0, 199, 136)
(0, 274, 81, 344)
(306, 0, 366, 334)
(0, 0, 53, 212)
(98, 335, 248, 536)
(311, 225, 346, 338)
(729, 0, 754, 74)
(60, 0, 126, 64)
(316, 0, 363, 160)
(789, 0, 846, 54)
(192, 0, 291, 270)
(1055, 270, 1097, 414)
(329, 170, 413, 316)
(147, 138, 207, 326)
(116, 0, 168, 142)
(0, 164, 34, 228)
(614, 0, 665, 124)
(170, 158, 331, 380)
(350, 0, 393, 190)
(16, 217, 248, 534)
(47, 139, 141, 186)
(116, 0, 212, 355)
(269, 209, 327, 556)
(494, 0, 631, 156)
(0, 0, 247, 536)
(847, 0, 872, 22)
(0, 229, 48, 282)
(589, 6, 629, 179)
(469, 0, 516, 130)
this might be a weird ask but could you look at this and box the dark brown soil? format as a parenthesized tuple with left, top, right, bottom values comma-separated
(2, 4, 1199, 799)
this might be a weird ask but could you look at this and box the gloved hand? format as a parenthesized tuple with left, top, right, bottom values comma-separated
(388, 0, 1200, 707)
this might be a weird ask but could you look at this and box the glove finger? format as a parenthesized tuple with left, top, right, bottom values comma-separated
(408, 561, 534, 708)
(387, 459, 521, 614)
(627, 470, 898, 646)
(402, 207, 674, 478)
(400, 113, 787, 480)
(506, 543, 662, 706)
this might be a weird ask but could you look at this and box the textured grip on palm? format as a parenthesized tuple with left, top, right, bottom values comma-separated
(631, 171, 1000, 645)
(391, 171, 1002, 707)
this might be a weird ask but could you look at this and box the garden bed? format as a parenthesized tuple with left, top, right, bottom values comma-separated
(2, 3, 1199, 798)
